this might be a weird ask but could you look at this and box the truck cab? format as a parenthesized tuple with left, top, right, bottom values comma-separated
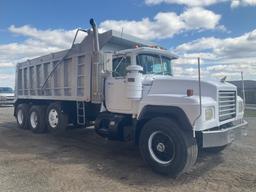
(102, 46, 246, 138)
(105, 47, 176, 113)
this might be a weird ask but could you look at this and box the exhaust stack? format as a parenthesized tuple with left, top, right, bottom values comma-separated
(90, 18, 100, 52)
(90, 18, 103, 103)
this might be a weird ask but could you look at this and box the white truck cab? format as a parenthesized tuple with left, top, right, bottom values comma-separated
(14, 19, 247, 177)
(105, 47, 246, 137)
(105, 47, 176, 113)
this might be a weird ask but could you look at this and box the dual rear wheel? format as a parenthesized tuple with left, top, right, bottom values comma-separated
(15, 103, 67, 134)
(16, 104, 29, 129)
(29, 105, 46, 133)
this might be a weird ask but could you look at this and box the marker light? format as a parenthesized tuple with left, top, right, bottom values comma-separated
(187, 89, 193, 97)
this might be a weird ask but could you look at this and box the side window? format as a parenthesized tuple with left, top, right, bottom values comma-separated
(112, 56, 131, 77)
(161, 56, 172, 75)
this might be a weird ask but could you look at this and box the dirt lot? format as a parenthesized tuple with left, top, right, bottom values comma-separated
(0, 106, 255, 192)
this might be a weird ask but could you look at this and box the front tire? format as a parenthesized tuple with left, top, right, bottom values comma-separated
(28, 105, 46, 133)
(139, 117, 198, 177)
(46, 102, 68, 135)
(16, 103, 29, 129)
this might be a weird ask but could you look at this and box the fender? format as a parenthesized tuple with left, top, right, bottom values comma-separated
(135, 105, 193, 143)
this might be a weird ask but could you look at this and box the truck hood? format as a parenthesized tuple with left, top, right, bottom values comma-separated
(143, 76, 237, 99)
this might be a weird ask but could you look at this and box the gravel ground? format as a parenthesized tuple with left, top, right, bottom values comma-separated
(0, 106, 255, 192)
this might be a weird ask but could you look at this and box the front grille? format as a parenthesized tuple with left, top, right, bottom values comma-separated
(6, 96, 14, 101)
(219, 91, 236, 121)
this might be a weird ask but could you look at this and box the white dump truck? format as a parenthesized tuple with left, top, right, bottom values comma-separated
(14, 19, 247, 177)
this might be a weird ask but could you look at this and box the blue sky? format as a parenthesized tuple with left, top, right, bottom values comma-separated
(1, 0, 256, 87)
(1, 0, 256, 45)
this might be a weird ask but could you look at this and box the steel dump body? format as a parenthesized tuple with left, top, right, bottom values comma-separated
(15, 30, 155, 102)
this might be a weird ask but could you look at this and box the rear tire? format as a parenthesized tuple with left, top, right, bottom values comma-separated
(139, 117, 198, 177)
(28, 105, 46, 133)
(46, 102, 68, 135)
(16, 103, 29, 129)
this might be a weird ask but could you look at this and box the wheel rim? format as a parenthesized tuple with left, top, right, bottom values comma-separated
(148, 131, 175, 164)
(30, 111, 38, 129)
(48, 109, 59, 128)
(17, 109, 23, 125)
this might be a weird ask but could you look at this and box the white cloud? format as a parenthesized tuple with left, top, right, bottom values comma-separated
(175, 29, 256, 59)
(145, 0, 256, 8)
(231, 0, 256, 7)
(145, 0, 224, 7)
(0, 25, 86, 67)
(173, 61, 256, 80)
(172, 29, 256, 80)
(0, 25, 87, 87)
(100, 7, 221, 40)
(205, 62, 256, 79)
(179, 7, 221, 29)
(0, 73, 15, 88)
(100, 18, 163, 40)
(8, 25, 84, 48)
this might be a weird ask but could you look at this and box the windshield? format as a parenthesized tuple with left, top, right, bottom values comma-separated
(136, 54, 172, 75)
(0, 87, 14, 93)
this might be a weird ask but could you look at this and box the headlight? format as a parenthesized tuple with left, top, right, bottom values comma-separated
(238, 101, 244, 113)
(205, 106, 215, 121)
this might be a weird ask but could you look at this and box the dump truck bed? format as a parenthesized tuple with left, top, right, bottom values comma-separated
(15, 30, 156, 102)
(16, 47, 92, 101)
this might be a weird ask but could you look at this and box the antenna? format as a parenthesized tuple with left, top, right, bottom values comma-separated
(241, 71, 246, 107)
(197, 57, 202, 131)
(192, 57, 202, 137)
(121, 27, 124, 40)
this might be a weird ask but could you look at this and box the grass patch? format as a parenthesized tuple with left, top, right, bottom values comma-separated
(245, 109, 256, 117)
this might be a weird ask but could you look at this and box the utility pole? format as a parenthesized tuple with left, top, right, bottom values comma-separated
(241, 71, 246, 107)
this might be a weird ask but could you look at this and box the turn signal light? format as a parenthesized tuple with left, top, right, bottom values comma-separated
(187, 89, 193, 97)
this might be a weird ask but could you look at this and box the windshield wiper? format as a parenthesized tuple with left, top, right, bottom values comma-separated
(163, 71, 172, 75)
(154, 71, 171, 75)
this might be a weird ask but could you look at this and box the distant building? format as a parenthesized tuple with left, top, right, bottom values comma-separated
(230, 80, 256, 104)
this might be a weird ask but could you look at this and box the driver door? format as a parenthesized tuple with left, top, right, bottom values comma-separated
(105, 56, 132, 113)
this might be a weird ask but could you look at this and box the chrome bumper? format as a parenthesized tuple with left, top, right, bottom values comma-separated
(202, 120, 248, 148)
(0, 100, 14, 105)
